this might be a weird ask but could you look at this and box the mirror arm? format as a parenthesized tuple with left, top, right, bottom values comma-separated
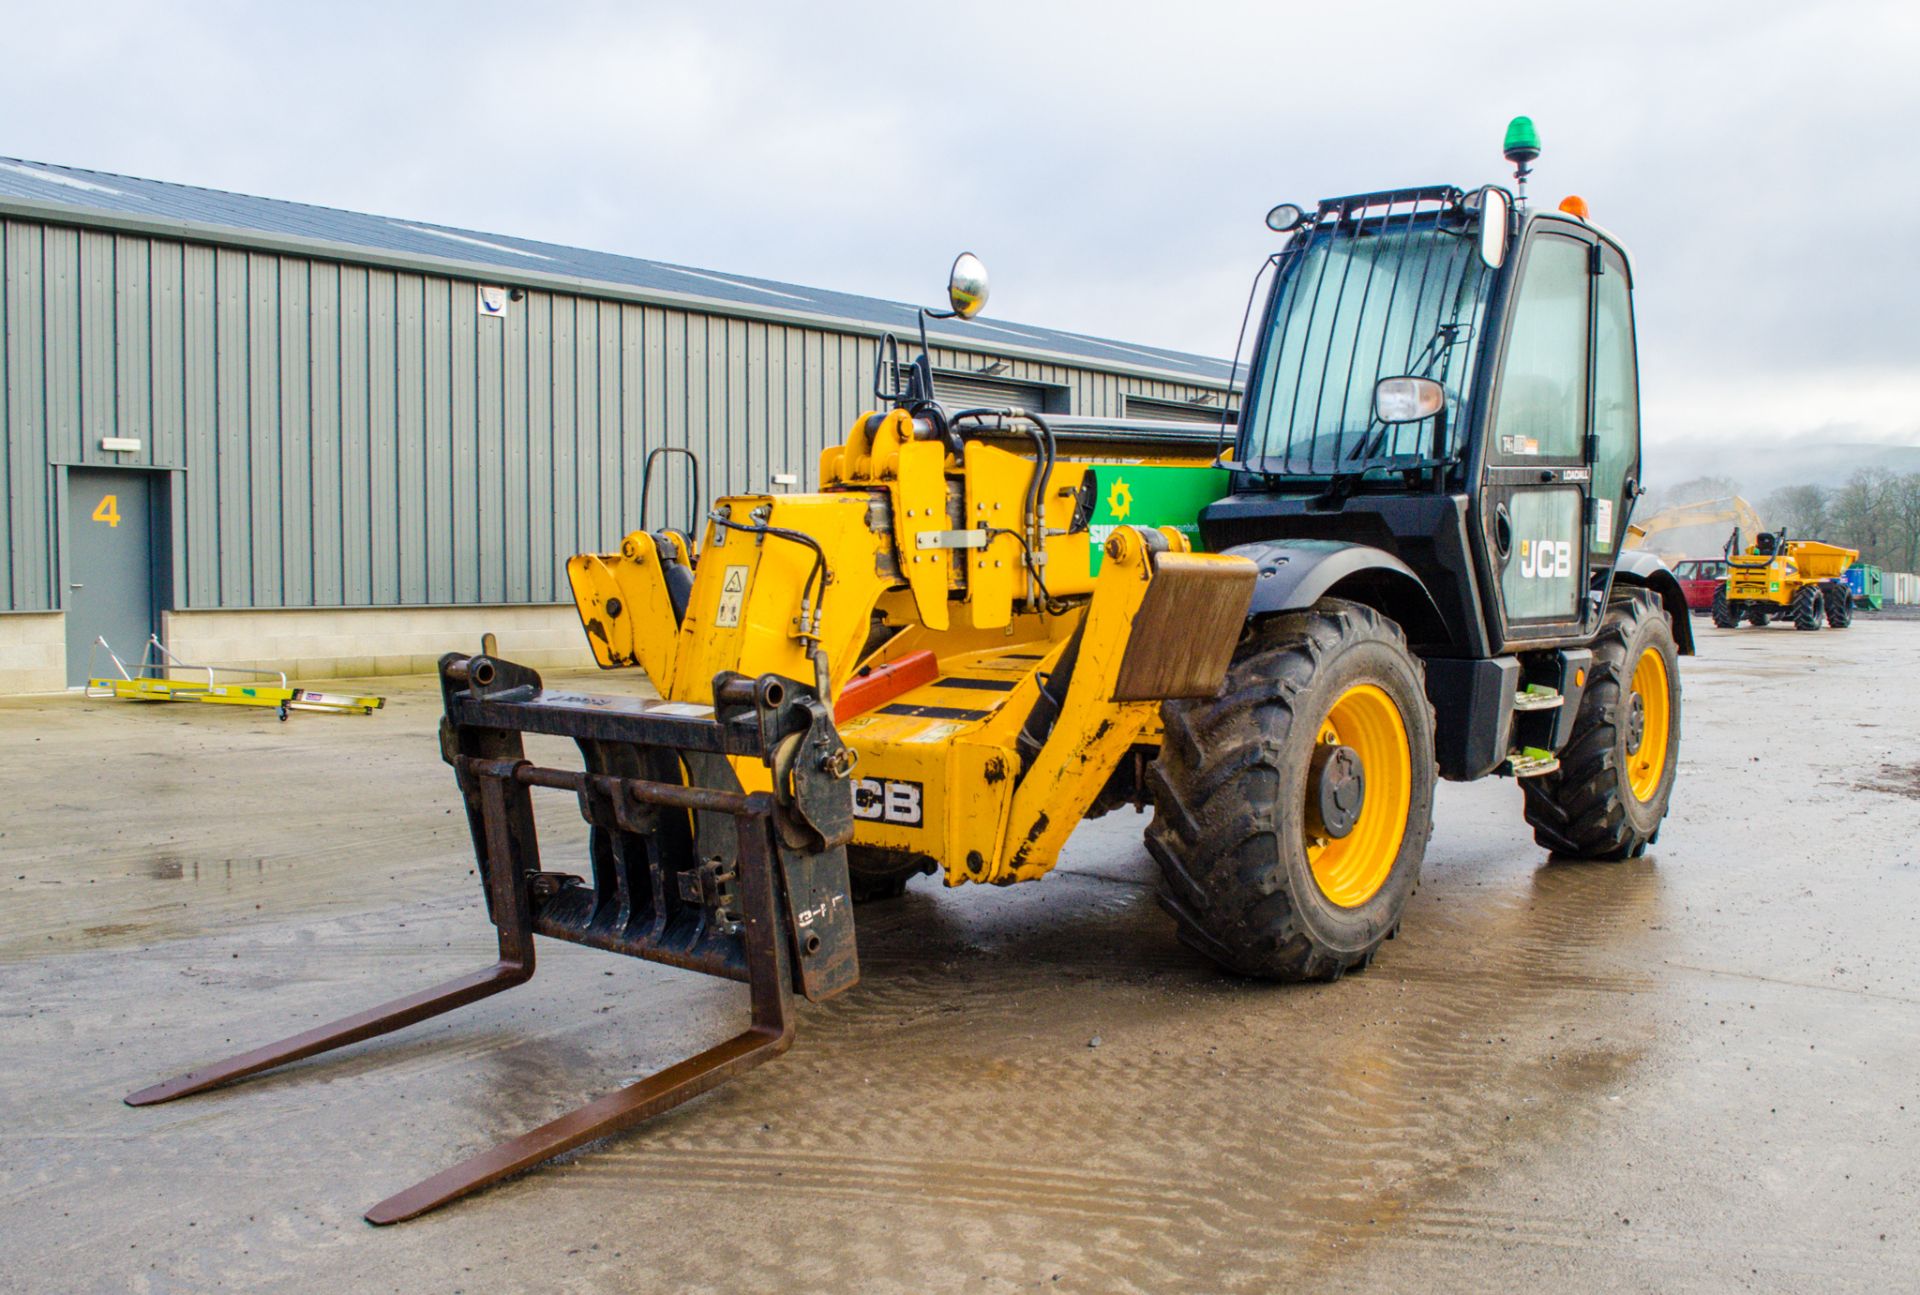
(913, 309, 941, 417)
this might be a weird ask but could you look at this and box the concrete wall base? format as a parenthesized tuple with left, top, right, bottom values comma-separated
(0, 613, 66, 693)
(158, 605, 595, 683)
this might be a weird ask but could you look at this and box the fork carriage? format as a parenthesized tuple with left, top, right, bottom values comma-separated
(130, 652, 860, 1224)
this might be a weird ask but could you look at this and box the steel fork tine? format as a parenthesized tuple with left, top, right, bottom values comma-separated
(129, 775, 538, 1108)
(365, 813, 793, 1223)
(124, 959, 532, 1106)
(364, 1016, 791, 1224)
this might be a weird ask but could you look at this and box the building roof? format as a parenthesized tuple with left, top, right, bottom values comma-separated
(0, 156, 1235, 388)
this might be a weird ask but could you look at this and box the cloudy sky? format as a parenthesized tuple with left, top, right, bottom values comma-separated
(4, 1, 1915, 473)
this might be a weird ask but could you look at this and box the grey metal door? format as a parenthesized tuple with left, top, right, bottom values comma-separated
(930, 370, 1060, 413)
(1123, 394, 1231, 425)
(65, 469, 159, 685)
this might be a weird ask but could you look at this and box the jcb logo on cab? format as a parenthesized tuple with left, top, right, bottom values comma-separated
(1519, 539, 1572, 579)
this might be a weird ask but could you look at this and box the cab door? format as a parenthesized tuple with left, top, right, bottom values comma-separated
(1479, 223, 1596, 647)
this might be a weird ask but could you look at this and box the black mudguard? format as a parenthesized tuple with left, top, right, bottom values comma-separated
(1610, 549, 1696, 654)
(1222, 539, 1450, 646)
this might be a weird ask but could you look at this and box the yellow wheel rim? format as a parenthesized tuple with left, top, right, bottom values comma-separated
(1626, 648, 1671, 801)
(1306, 684, 1411, 908)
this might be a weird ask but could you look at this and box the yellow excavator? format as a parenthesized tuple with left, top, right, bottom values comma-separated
(1624, 495, 1764, 555)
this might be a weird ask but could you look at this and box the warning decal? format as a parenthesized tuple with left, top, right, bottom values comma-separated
(715, 565, 750, 628)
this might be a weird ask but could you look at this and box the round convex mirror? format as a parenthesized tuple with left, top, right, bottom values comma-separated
(947, 252, 989, 319)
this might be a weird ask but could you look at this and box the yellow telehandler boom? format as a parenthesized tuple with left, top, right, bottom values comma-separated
(129, 252, 1258, 1222)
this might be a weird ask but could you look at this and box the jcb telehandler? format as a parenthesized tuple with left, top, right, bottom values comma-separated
(1710, 527, 1857, 630)
(130, 120, 1690, 1223)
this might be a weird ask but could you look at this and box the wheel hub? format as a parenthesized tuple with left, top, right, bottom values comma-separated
(1308, 742, 1367, 839)
(1626, 693, 1647, 755)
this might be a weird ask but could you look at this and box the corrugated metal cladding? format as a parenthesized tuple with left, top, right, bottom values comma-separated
(0, 156, 1235, 385)
(0, 217, 1238, 614)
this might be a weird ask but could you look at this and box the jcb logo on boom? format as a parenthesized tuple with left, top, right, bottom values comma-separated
(1518, 539, 1573, 580)
(852, 778, 923, 827)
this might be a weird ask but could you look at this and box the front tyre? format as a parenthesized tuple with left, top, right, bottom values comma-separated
(1792, 584, 1823, 631)
(1710, 586, 1737, 629)
(1522, 592, 1681, 861)
(1147, 600, 1436, 981)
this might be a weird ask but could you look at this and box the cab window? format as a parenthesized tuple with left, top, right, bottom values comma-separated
(1491, 234, 1589, 460)
(1589, 251, 1639, 552)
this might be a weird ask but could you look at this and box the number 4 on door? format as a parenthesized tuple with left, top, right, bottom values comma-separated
(92, 495, 120, 528)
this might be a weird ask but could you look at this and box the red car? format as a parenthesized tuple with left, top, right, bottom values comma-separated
(1670, 558, 1729, 612)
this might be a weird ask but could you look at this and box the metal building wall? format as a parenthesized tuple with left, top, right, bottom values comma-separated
(1, 216, 1235, 614)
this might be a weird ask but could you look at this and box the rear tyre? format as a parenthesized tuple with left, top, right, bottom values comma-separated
(1710, 586, 1737, 629)
(845, 845, 932, 903)
(1147, 599, 1435, 982)
(1747, 607, 1772, 627)
(1792, 584, 1823, 631)
(1522, 592, 1681, 861)
(1824, 581, 1854, 628)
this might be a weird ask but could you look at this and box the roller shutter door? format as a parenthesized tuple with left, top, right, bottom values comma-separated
(931, 370, 1059, 413)
(1123, 394, 1233, 425)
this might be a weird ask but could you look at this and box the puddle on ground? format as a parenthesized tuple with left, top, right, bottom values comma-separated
(533, 837, 1673, 1290)
(145, 854, 273, 881)
(1859, 762, 1920, 799)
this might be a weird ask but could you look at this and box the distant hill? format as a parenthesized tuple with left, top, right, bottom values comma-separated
(1642, 439, 1920, 497)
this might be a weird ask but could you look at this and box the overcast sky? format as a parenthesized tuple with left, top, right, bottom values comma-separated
(4, 1, 1915, 471)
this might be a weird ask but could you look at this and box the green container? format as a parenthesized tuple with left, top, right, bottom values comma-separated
(1846, 562, 1884, 611)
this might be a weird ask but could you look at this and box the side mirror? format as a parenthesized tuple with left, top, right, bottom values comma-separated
(1374, 376, 1445, 423)
(1475, 185, 1511, 269)
(947, 252, 989, 319)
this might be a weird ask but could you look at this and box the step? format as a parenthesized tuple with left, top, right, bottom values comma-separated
(1512, 685, 1564, 712)
(1506, 747, 1561, 778)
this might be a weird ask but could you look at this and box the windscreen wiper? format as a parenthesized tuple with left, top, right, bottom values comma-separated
(1407, 320, 1471, 379)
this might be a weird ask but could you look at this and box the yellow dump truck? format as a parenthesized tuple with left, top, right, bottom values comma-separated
(1712, 529, 1857, 630)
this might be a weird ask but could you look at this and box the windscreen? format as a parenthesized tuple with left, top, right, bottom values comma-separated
(1244, 207, 1494, 478)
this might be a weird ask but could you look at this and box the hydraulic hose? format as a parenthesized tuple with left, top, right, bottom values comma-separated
(949, 408, 1058, 610)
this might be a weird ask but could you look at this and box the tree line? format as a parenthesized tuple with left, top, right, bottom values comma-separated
(1764, 470, 1920, 572)
(1644, 470, 1920, 573)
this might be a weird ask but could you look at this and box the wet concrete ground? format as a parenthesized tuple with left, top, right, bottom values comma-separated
(2, 618, 1917, 1293)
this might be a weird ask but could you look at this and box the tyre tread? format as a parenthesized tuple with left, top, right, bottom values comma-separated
(1147, 600, 1433, 981)
(1520, 591, 1678, 861)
